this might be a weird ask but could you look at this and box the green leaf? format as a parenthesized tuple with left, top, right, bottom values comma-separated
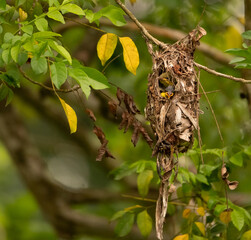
(5, 88, 14, 106)
(137, 170, 153, 197)
(21, 25, 33, 35)
(50, 62, 67, 89)
(98, 5, 126, 26)
(0, 73, 20, 88)
(31, 56, 48, 74)
(68, 67, 91, 98)
(60, 3, 85, 15)
(11, 44, 21, 63)
(2, 49, 11, 64)
(49, 41, 72, 64)
(137, 210, 152, 237)
(115, 212, 134, 237)
(0, 84, 9, 101)
(0, 0, 6, 10)
(200, 164, 219, 176)
(0, 84, 13, 106)
(47, 7, 65, 23)
(196, 174, 209, 185)
(231, 209, 245, 231)
(230, 152, 243, 167)
(242, 30, 251, 40)
(33, 31, 61, 39)
(82, 67, 109, 90)
(213, 204, 225, 217)
(48, 0, 60, 7)
(229, 57, 245, 64)
(111, 210, 126, 221)
(35, 18, 48, 32)
(35, 42, 48, 57)
(4, 32, 14, 43)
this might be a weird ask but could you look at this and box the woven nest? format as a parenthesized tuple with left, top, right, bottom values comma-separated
(145, 27, 206, 239)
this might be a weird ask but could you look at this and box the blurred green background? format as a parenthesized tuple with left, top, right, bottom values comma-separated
(0, 0, 250, 239)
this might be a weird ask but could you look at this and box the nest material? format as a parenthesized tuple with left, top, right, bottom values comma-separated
(145, 27, 206, 240)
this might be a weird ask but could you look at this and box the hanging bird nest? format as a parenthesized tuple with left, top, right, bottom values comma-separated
(145, 26, 207, 240)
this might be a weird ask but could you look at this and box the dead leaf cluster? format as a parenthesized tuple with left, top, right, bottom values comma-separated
(86, 108, 115, 161)
(221, 163, 239, 190)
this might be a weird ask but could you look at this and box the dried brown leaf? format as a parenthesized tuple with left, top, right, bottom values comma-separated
(124, 93, 140, 114)
(93, 125, 115, 161)
(226, 180, 239, 190)
(221, 163, 229, 180)
(108, 100, 118, 118)
(131, 125, 140, 147)
(86, 108, 96, 122)
(116, 88, 125, 106)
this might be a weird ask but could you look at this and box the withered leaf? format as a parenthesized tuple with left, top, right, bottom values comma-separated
(226, 180, 239, 190)
(86, 108, 96, 122)
(116, 88, 140, 114)
(108, 100, 118, 118)
(119, 111, 134, 133)
(221, 163, 229, 180)
(131, 124, 140, 147)
(93, 125, 115, 161)
(116, 88, 125, 106)
(124, 93, 140, 114)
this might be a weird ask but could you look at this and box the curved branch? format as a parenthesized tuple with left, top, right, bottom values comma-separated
(114, 0, 166, 48)
(55, 18, 233, 66)
(195, 62, 251, 84)
(19, 67, 80, 93)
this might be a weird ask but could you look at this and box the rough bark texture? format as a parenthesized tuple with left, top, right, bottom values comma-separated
(145, 27, 206, 240)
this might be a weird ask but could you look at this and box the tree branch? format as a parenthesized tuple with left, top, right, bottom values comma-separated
(0, 103, 156, 240)
(114, 0, 166, 48)
(55, 18, 233, 66)
(19, 67, 80, 93)
(195, 63, 251, 84)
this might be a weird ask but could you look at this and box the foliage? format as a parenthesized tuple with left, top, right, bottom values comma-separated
(0, 0, 251, 240)
(226, 31, 251, 69)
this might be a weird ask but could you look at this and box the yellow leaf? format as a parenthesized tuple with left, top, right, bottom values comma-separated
(197, 207, 205, 216)
(241, 230, 251, 240)
(173, 234, 189, 240)
(130, 0, 136, 5)
(19, 8, 27, 22)
(195, 222, 206, 236)
(97, 33, 117, 66)
(58, 96, 77, 134)
(220, 210, 232, 224)
(119, 37, 139, 75)
(223, 26, 242, 50)
(182, 208, 191, 219)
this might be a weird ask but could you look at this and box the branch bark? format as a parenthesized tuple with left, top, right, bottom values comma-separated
(0, 103, 156, 240)
(55, 18, 233, 66)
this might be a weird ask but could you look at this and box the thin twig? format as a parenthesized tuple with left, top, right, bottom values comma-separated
(64, 17, 105, 33)
(195, 62, 251, 84)
(102, 54, 122, 74)
(19, 67, 80, 93)
(196, 71, 204, 164)
(114, 0, 166, 48)
(199, 81, 224, 145)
